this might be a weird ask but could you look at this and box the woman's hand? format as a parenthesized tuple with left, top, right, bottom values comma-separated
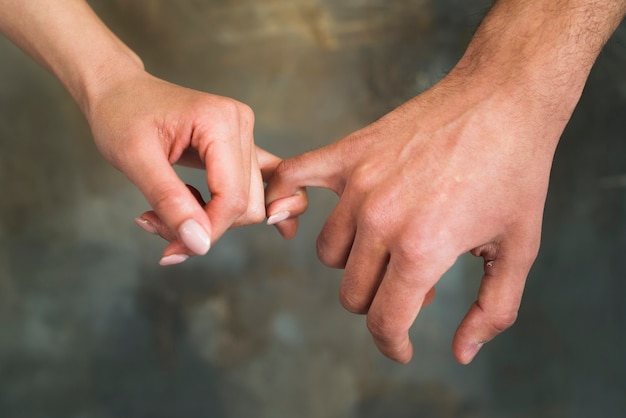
(87, 70, 282, 264)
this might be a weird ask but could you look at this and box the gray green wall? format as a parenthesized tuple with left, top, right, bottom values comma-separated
(1, 1, 625, 417)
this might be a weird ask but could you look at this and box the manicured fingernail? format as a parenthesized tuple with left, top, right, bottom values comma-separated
(464, 342, 484, 364)
(267, 211, 290, 225)
(134, 217, 158, 235)
(178, 219, 211, 255)
(159, 254, 189, 266)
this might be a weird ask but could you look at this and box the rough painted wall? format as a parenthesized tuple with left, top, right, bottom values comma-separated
(0, 1, 624, 417)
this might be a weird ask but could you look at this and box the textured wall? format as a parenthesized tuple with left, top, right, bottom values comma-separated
(0, 1, 624, 417)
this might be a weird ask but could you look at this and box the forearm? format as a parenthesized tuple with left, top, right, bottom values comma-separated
(449, 0, 626, 142)
(0, 0, 144, 116)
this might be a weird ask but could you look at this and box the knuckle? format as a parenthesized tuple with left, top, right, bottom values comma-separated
(338, 287, 369, 314)
(238, 102, 255, 124)
(198, 99, 243, 136)
(231, 195, 249, 216)
(349, 164, 376, 194)
(214, 98, 255, 126)
(150, 184, 187, 216)
(222, 191, 248, 217)
(358, 202, 388, 233)
(393, 223, 455, 263)
(274, 159, 295, 183)
(489, 311, 518, 334)
(366, 314, 403, 342)
(216, 97, 241, 118)
(475, 301, 519, 335)
(394, 237, 432, 264)
(245, 203, 266, 224)
(316, 235, 345, 268)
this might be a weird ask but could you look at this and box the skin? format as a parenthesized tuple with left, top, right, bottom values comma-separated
(0, 0, 285, 264)
(265, 0, 626, 364)
(2, 0, 624, 364)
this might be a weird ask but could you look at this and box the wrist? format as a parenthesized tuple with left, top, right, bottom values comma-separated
(447, 0, 625, 135)
(70, 45, 145, 119)
(0, 0, 145, 119)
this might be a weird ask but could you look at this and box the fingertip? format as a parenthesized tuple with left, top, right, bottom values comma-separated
(159, 241, 193, 265)
(266, 211, 291, 225)
(395, 349, 413, 365)
(454, 341, 483, 365)
(381, 339, 413, 364)
(266, 191, 308, 218)
(452, 311, 487, 365)
(159, 254, 189, 266)
(135, 211, 182, 242)
(135, 217, 158, 235)
(398, 340, 414, 364)
(272, 218, 299, 240)
(132, 160, 211, 243)
(178, 219, 211, 255)
(371, 331, 414, 364)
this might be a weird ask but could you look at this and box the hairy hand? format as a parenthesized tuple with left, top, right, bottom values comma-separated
(265, 76, 558, 364)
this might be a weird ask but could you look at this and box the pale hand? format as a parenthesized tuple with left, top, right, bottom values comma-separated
(87, 70, 282, 263)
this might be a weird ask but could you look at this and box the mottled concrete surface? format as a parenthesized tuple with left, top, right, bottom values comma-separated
(0, 1, 625, 417)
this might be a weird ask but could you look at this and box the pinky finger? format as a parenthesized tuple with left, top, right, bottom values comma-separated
(266, 190, 308, 239)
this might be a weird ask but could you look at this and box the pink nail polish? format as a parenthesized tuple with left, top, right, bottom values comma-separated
(267, 211, 290, 225)
(159, 254, 189, 266)
(178, 219, 211, 255)
(134, 217, 158, 235)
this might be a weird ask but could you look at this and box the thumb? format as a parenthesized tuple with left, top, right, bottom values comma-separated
(127, 154, 212, 256)
(452, 236, 538, 364)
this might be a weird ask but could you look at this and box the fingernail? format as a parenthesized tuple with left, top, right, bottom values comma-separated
(267, 211, 290, 225)
(134, 217, 158, 235)
(464, 342, 484, 364)
(159, 254, 189, 266)
(178, 219, 211, 255)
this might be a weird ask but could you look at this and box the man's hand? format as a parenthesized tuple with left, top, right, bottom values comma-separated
(266, 0, 626, 363)
(266, 81, 550, 364)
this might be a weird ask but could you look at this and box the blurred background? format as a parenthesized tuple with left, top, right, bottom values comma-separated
(0, 0, 625, 417)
